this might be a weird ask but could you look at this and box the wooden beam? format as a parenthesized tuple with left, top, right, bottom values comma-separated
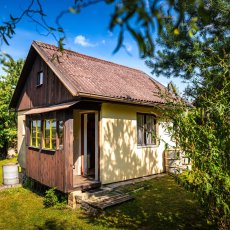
(84, 114, 88, 176)
(95, 112, 99, 181)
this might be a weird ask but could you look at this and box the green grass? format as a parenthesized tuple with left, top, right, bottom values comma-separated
(0, 174, 212, 230)
(97, 176, 212, 230)
(0, 157, 17, 184)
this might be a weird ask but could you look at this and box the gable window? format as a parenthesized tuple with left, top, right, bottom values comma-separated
(30, 120, 41, 147)
(137, 113, 156, 146)
(37, 71, 43, 86)
(43, 119, 56, 150)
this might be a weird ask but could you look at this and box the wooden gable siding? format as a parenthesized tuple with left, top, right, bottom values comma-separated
(26, 110, 74, 192)
(17, 55, 73, 111)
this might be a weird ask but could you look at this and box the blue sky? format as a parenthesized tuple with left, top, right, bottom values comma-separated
(0, 0, 187, 92)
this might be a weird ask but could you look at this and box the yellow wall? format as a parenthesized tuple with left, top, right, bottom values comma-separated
(17, 111, 26, 168)
(100, 103, 171, 184)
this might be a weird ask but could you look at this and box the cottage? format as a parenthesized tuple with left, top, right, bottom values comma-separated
(10, 41, 174, 193)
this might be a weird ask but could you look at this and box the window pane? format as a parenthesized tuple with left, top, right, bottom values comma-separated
(44, 138, 50, 149)
(37, 120, 41, 147)
(146, 115, 156, 145)
(51, 120, 56, 149)
(32, 137, 36, 146)
(37, 71, 43, 85)
(59, 121, 64, 147)
(31, 120, 40, 147)
(44, 120, 50, 149)
(137, 114, 144, 145)
(43, 119, 56, 150)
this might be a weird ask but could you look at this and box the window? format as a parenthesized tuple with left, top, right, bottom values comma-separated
(58, 120, 64, 148)
(137, 113, 156, 146)
(43, 119, 56, 150)
(30, 120, 41, 147)
(37, 71, 43, 86)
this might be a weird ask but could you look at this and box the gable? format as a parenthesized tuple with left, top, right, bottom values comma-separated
(15, 53, 73, 111)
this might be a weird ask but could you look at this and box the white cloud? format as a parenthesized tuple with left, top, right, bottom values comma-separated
(101, 40, 106, 44)
(74, 35, 95, 47)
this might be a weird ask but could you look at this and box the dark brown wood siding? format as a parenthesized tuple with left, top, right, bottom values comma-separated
(17, 55, 73, 111)
(26, 148, 65, 191)
(25, 110, 73, 192)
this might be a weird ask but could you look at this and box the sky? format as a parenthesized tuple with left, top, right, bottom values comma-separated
(0, 0, 188, 92)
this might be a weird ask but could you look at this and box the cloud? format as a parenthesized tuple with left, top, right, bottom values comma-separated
(74, 35, 95, 47)
(101, 40, 106, 44)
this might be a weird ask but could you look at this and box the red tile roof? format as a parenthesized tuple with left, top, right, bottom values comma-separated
(33, 41, 169, 104)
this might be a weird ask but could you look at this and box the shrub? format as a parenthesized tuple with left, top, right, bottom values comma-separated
(43, 188, 58, 208)
(43, 187, 67, 208)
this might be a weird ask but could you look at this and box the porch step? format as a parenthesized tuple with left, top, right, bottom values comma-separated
(79, 192, 134, 210)
(73, 181, 101, 192)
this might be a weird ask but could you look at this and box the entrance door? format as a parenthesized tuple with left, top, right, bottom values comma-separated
(81, 113, 96, 178)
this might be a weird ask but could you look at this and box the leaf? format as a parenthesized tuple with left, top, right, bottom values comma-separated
(188, 30, 193, 38)
(69, 7, 77, 14)
(173, 28, 180, 35)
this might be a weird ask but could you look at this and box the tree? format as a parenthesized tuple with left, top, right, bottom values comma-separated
(0, 59, 24, 158)
(0, 0, 209, 59)
(144, 0, 230, 228)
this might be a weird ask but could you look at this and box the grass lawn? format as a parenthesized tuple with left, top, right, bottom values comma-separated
(0, 174, 211, 230)
(0, 157, 17, 184)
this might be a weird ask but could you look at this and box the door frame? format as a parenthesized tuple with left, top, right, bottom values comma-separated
(78, 111, 99, 181)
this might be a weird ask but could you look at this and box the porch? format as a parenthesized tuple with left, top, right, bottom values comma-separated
(72, 175, 101, 191)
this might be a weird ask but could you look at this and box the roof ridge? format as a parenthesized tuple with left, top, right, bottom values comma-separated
(34, 40, 144, 73)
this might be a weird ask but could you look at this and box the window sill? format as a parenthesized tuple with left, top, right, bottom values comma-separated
(41, 149, 56, 154)
(137, 144, 158, 149)
(28, 146, 40, 150)
(41, 148, 56, 152)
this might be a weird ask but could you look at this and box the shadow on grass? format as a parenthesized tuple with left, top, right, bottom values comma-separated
(81, 176, 213, 230)
(34, 219, 70, 230)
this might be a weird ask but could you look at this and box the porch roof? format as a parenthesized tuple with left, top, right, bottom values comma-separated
(24, 101, 78, 115)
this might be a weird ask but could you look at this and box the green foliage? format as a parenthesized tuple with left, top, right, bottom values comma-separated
(43, 187, 67, 208)
(43, 188, 59, 208)
(170, 102, 230, 229)
(0, 58, 24, 158)
(147, 1, 230, 228)
(106, 0, 209, 57)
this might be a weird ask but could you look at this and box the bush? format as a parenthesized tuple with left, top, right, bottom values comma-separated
(43, 188, 58, 208)
(43, 187, 67, 208)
